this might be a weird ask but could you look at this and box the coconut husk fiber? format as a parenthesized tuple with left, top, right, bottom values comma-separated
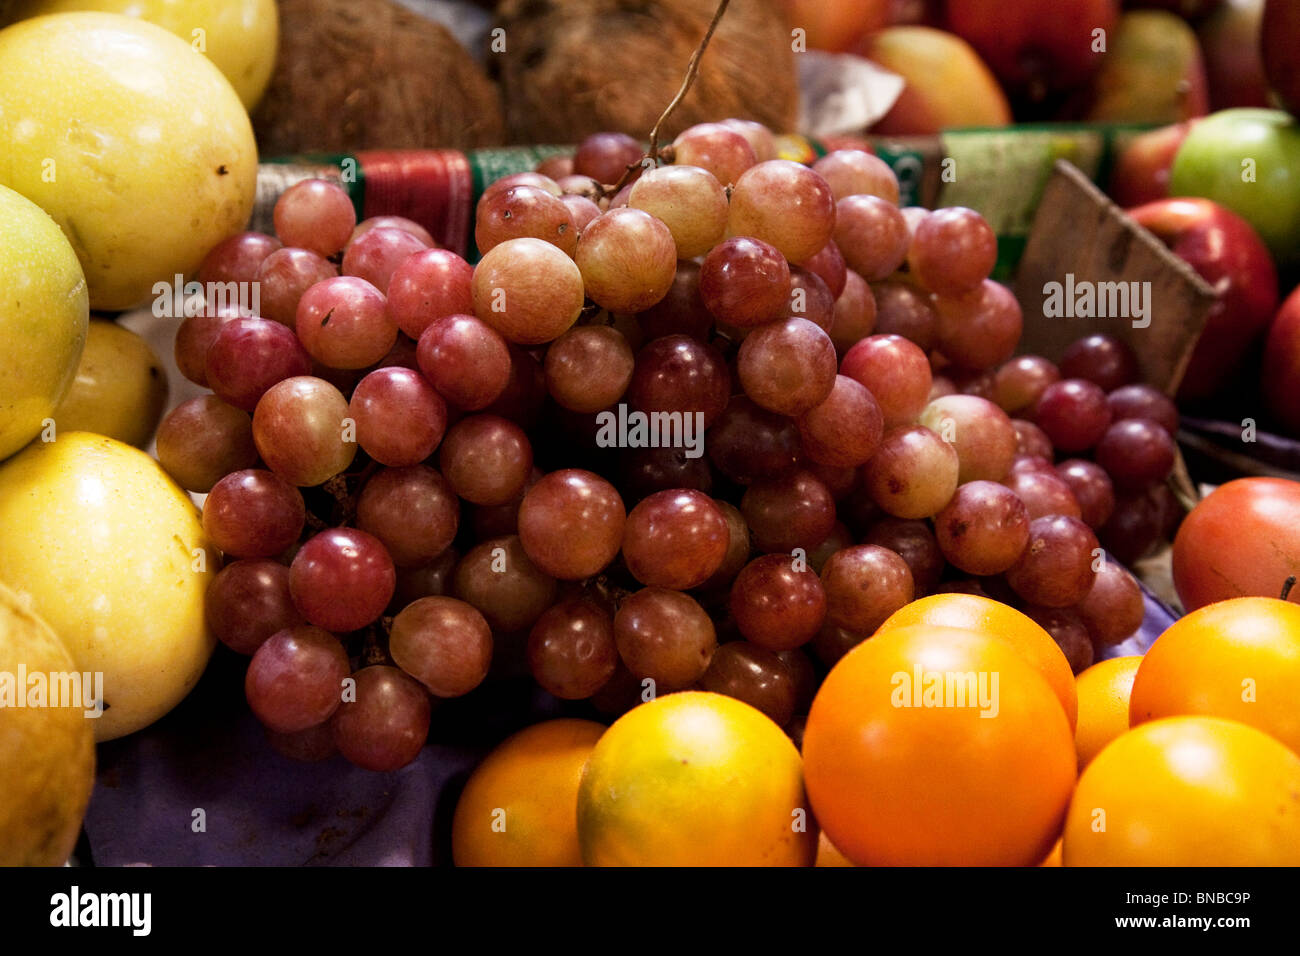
(252, 0, 506, 155)
(492, 0, 799, 144)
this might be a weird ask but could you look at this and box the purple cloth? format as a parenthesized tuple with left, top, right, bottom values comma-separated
(83, 584, 1178, 867)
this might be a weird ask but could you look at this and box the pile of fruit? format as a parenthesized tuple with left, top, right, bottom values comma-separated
(2, 0, 1300, 871)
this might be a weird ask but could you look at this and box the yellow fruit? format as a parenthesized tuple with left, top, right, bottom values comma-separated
(1130, 597, 1300, 754)
(876, 593, 1078, 730)
(452, 719, 605, 867)
(0, 579, 95, 865)
(804, 624, 1076, 866)
(0, 12, 258, 309)
(1074, 655, 1142, 770)
(1064, 716, 1300, 866)
(0, 184, 88, 461)
(4, 0, 279, 109)
(577, 691, 816, 866)
(0, 432, 216, 740)
(52, 319, 168, 448)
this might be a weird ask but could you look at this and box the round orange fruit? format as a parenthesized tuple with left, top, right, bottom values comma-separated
(576, 691, 816, 866)
(876, 593, 1078, 729)
(803, 624, 1077, 866)
(1130, 597, 1300, 754)
(815, 830, 855, 867)
(452, 718, 604, 867)
(1063, 716, 1300, 866)
(1074, 655, 1142, 770)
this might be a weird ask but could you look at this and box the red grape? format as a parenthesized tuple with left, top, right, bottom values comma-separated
(245, 626, 350, 732)
(203, 469, 305, 559)
(934, 480, 1031, 575)
(273, 179, 356, 257)
(290, 528, 396, 632)
(699, 236, 791, 329)
(330, 665, 430, 772)
(527, 597, 619, 700)
(737, 317, 837, 416)
(728, 553, 826, 650)
(389, 596, 493, 697)
(517, 469, 626, 580)
(356, 465, 459, 567)
(820, 545, 914, 633)
(622, 489, 728, 589)
(386, 248, 475, 340)
(613, 587, 716, 691)
(727, 159, 836, 264)
(1005, 515, 1099, 608)
(206, 559, 305, 655)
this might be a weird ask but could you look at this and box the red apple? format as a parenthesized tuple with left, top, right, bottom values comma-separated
(1109, 121, 1197, 208)
(1124, 0, 1223, 18)
(1127, 197, 1278, 399)
(1199, 0, 1270, 110)
(1263, 285, 1300, 433)
(1263, 0, 1300, 115)
(945, 0, 1119, 102)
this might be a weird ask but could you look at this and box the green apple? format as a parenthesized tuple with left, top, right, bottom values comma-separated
(0, 432, 217, 741)
(0, 184, 88, 462)
(2, 0, 279, 110)
(0, 12, 258, 310)
(1169, 108, 1300, 264)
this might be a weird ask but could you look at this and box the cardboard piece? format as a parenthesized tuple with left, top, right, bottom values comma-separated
(1012, 160, 1218, 397)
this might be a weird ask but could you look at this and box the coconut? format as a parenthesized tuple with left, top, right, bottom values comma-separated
(492, 0, 799, 144)
(252, 0, 506, 155)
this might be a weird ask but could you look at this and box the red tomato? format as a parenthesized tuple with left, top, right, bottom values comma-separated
(1171, 477, 1300, 611)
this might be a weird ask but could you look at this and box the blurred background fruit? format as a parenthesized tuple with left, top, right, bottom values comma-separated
(1198, 0, 1269, 110)
(1108, 121, 1196, 208)
(577, 692, 816, 866)
(0, 433, 216, 740)
(778, 0, 891, 51)
(452, 718, 604, 867)
(1073, 655, 1142, 769)
(0, 12, 257, 310)
(1261, 0, 1300, 116)
(1171, 477, 1300, 610)
(944, 0, 1119, 108)
(2, 0, 279, 109)
(1131, 597, 1300, 752)
(0, 580, 95, 866)
(803, 624, 1076, 866)
(0, 184, 88, 462)
(1063, 716, 1300, 865)
(1079, 10, 1208, 122)
(52, 320, 168, 449)
(852, 26, 1011, 134)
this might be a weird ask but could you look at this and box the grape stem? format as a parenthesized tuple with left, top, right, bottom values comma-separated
(599, 0, 733, 199)
(1282, 576, 1296, 602)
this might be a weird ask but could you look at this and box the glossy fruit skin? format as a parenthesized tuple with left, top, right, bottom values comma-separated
(1169, 108, 1300, 264)
(0, 433, 215, 741)
(1107, 120, 1196, 208)
(1262, 0, 1300, 115)
(0, 580, 95, 865)
(8, 0, 280, 109)
(52, 320, 167, 449)
(453, 718, 605, 867)
(1127, 197, 1277, 400)
(1171, 477, 1300, 610)
(876, 593, 1078, 730)
(577, 691, 816, 866)
(1063, 716, 1300, 866)
(0, 184, 88, 461)
(1130, 597, 1300, 753)
(0, 13, 257, 309)
(803, 625, 1076, 866)
(1073, 656, 1141, 771)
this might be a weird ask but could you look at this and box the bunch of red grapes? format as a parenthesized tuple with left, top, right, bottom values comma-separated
(154, 118, 1177, 773)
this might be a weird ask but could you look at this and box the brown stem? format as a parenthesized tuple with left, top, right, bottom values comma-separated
(1282, 576, 1296, 602)
(598, 0, 732, 199)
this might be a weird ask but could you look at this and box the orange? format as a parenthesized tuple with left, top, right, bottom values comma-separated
(815, 830, 855, 867)
(1074, 656, 1142, 770)
(803, 624, 1077, 866)
(576, 691, 816, 866)
(876, 593, 1078, 730)
(1063, 716, 1300, 866)
(1130, 597, 1300, 754)
(1038, 837, 1063, 867)
(452, 718, 604, 867)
